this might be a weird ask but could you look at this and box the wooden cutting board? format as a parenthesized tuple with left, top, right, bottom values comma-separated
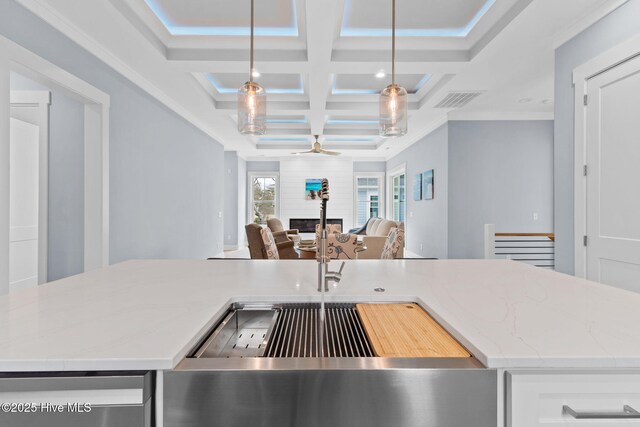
(356, 303, 471, 358)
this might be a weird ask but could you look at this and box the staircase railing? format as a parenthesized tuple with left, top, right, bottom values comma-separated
(484, 224, 555, 269)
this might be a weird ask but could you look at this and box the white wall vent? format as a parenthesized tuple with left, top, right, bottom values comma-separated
(434, 91, 483, 108)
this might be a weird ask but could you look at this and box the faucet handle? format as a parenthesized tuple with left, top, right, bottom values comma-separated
(338, 261, 346, 275)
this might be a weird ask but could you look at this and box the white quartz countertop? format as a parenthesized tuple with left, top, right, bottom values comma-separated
(1, 259, 640, 371)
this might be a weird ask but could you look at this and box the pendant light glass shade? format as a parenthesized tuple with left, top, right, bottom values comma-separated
(237, 0, 266, 135)
(238, 81, 266, 135)
(379, 0, 407, 137)
(380, 83, 407, 137)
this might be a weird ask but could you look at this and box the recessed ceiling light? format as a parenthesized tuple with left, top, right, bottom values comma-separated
(541, 99, 553, 104)
(375, 70, 386, 79)
(518, 98, 533, 104)
(252, 70, 261, 78)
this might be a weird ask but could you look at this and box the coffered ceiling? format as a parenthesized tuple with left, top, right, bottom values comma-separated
(17, 0, 625, 159)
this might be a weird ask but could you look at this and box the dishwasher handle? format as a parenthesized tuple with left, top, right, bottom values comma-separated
(563, 404, 640, 419)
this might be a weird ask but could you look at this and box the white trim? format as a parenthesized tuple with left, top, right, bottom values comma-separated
(483, 224, 496, 259)
(552, 0, 629, 49)
(10, 90, 50, 284)
(447, 111, 554, 121)
(353, 172, 385, 227)
(383, 115, 448, 162)
(1, 35, 110, 287)
(0, 44, 8, 294)
(10, 90, 50, 105)
(572, 32, 640, 278)
(386, 163, 406, 223)
(247, 172, 280, 225)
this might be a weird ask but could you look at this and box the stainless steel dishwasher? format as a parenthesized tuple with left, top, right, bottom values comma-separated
(0, 371, 153, 427)
(164, 303, 498, 427)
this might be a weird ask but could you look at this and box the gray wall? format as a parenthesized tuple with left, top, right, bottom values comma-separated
(1, 1, 225, 266)
(48, 92, 84, 279)
(554, 1, 640, 274)
(387, 124, 449, 259)
(10, 72, 85, 281)
(448, 120, 554, 259)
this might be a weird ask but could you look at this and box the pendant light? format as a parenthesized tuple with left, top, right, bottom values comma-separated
(379, 0, 407, 137)
(238, 0, 266, 135)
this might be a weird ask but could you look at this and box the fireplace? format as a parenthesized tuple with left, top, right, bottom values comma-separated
(289, 218, 343, 233)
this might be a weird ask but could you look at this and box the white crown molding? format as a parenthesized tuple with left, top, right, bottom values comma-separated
(447, 111, 554, 121)
(9, 90, 50, 105)
(383, 114, 449, 161)
(552, 0, 629, 49)
(14, 0, 227, 147)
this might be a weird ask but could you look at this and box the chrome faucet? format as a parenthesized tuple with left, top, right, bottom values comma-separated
(316, 178, 346, 357)
(324, 262, 345, 290)
(316, 179, 346, 292)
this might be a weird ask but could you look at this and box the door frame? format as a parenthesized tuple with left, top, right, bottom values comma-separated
(573, 33, 640, 278)
(386, 163, 406, 223)
(10, 90, 50, 284)
(0, 36, 110, 292)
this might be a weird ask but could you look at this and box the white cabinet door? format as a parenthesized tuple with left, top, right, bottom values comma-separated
(507, 371, 640, 427)
(9, 118, 39, 292)
(585, 55, 640, 291)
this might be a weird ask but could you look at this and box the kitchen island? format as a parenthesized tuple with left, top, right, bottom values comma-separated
(1, 259, 640, 426)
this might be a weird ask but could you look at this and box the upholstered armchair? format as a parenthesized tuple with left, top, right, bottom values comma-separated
(267, 218, 300, 245)
(326, 233, 359, 260)
(314, 223, 342, 244)
(381, 227, 405, 260)
(245, 223, 298, 259)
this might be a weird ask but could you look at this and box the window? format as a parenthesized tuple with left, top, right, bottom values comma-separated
(354, 174, 384, 227)
(387, 166, 406, 222)
(248, 173, 279, 225)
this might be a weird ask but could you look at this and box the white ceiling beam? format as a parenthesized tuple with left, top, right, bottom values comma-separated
(170, 61, 311, 73)
(305, 0, 340, 135)
(167, 48, 307, 62)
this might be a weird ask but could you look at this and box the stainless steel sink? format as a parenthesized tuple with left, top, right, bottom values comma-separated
(191, 303, 279, 358)
(165, 302, 498, 427)
(190, 303, 374, 359)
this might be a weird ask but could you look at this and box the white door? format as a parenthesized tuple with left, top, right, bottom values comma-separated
(585, 54, 640, 291)
(9, 118, 40, 292)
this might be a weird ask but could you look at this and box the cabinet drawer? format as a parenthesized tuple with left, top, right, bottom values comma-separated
(507, 371, 640, 427)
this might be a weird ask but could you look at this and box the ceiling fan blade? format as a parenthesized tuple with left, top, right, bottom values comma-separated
(320, 149, 341, 156)
(292, 150, 315, 155)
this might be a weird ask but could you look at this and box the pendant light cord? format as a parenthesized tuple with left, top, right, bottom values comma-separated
(250, 0, 254, 83)
(392, 0, 395, 86)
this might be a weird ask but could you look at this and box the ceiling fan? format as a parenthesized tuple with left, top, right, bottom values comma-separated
(293, 135, 341, 156)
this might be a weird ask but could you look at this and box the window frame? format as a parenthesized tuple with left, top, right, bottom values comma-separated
(247, 172, 280, 225)
(386, 164, 406, 223)
(353, 172, 386, 228)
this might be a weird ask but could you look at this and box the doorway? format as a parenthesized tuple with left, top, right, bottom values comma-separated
(0, 36, 110, 294)
(387, 165, 406, 223)
(575, 36, 640, 291)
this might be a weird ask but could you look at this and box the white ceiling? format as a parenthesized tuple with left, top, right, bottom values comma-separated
(18, 0, 625, 159)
